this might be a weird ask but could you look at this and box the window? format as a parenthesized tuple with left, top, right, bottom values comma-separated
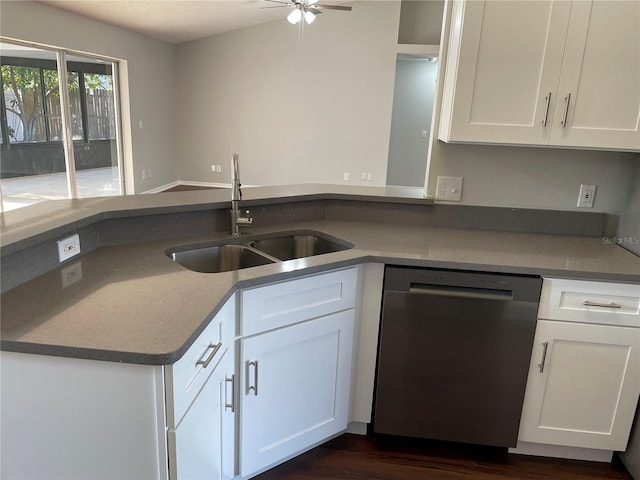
(0, 40, 124, 211)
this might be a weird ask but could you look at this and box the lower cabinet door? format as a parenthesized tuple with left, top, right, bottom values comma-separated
(240, 309, 355, 478)
(168, 348, 235, 480)
(518, 319, 640, 450)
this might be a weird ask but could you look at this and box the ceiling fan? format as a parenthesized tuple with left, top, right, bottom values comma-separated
(262, 0, 352, 25)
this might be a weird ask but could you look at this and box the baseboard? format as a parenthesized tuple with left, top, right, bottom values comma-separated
(177, 181, 230, 189)
(141, 180, 230, 194)
(509, 441, 613, 462)
(346, 422, 368, 435)
(140, 181, 180, 194)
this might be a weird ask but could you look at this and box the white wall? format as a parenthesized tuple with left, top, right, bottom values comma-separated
(0, 0, 176, 193)
(386, 58, 437, 187)
(174, 1, 400, 187)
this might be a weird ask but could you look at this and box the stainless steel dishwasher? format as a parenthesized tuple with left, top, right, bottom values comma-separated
(373, 266, 542, 448)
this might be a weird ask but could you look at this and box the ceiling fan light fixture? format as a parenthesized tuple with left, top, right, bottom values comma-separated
(304, 10, 316, 24)
(287, 8, 303, 24)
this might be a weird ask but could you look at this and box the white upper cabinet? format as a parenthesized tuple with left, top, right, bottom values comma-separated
(549, 0, 640, 150)
(439, 0, 640, 152)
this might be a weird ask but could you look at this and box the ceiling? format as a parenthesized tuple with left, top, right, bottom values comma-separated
(38, 0, 349, 45)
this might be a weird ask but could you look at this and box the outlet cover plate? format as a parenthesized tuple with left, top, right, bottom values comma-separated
(57, 234, 81, 262)
(436, 176, 463, 201)
(577, 184, 596, 208)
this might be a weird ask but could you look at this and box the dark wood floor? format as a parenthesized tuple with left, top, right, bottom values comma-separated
(255, 434, 633, 480)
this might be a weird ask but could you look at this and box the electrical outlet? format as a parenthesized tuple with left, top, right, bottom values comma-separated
(577, 184, 596, 208)
(361, 172, 367, 181)
(216, 164, 222, 173)
(211, 164, 216, 172)
(141, 170, 147, 180)
(435, 176, 463, 201)
(367, 173, 373, 181)
(343, 172, 350, 181)
(57, 234, 81, 263)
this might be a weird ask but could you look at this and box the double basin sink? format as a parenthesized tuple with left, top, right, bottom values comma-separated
(166, 230, 354, 273)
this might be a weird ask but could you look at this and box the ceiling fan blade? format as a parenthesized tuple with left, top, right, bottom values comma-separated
(315, 4, 352, 11)
(260, 5, 290, 8)
(307, 7, 323, 15)
(262, 0, 294, 5)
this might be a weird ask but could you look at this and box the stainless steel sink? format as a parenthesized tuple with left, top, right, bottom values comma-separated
(167, 244, 276, 273)
(166, 231, 353, 273)
(249, 233, 352, 261)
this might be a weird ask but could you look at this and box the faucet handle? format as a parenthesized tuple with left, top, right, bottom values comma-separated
(236, 209, 253, 226)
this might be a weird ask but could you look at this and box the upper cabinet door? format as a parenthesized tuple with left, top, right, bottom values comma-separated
(439, 0, 571, 145)
(550, 0, 640, 150)
(439, 0, 640, 152)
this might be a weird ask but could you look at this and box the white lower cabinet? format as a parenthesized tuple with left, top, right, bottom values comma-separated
(238, 267, 358, 479)
(517, 278, 640, 454)
(240, 309, 355, 478)
(518, 319, 640, 450)
(0, 267, 358, 479)
(165, 294, 237, 480)
(168, 344, 235, 480)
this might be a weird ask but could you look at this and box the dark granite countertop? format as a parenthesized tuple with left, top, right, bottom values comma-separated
(1, 186, 639, 366)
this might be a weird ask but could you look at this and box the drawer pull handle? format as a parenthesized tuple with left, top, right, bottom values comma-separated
(196, 342, 222, 368)
(583, 300, 622, 309)
(538, 341, 549, 373)
(248, 360, 259, 396)
(225, 375, 235, 412)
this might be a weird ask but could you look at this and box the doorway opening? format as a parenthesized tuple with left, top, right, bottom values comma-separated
(386, 55, 438, 187)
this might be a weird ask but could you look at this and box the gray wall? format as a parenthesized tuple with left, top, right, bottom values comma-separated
(398, 0, 445, 45)
(386, 58, 437, 187)
(0, 0, 177, 194)
(174, 1, 400, 187)
(616, 158, 640, 255)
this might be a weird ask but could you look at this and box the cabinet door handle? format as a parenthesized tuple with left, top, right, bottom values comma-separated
(538, 341, 549, 373)
(541, 92, 552, 127)
(248, 360, 259, 396)
(225, 375, 235, 412)
(560, 93, 571, 127)
(583, 300, 622, 309)
(196, 342, 222, 368)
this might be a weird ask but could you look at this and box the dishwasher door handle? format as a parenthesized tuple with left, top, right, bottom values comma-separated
(408, 284, 514, 301)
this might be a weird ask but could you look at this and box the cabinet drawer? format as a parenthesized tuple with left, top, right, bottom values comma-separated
(539, 278, 640, 328)
(241, 267, 357, 337)
(166, 295, 235, 427)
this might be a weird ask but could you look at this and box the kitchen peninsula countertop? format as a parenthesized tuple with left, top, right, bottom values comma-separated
(2, 185, 639, 365)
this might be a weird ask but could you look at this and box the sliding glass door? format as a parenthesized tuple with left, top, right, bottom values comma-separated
(0, 40, 124, 211)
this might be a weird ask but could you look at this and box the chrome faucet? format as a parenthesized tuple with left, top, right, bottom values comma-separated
(230, 153, 253, 236)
